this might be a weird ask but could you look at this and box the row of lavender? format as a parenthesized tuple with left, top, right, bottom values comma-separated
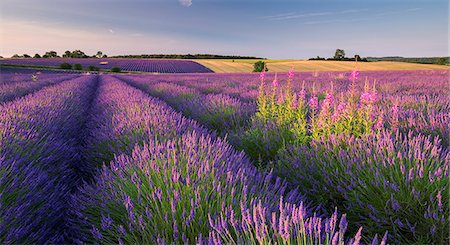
(1, 74, 379, 243)
(0, 73, 80, 103)
(115, 69, 449, 244)
(1, 75, 98, 242)
(1, 58, 213, 73)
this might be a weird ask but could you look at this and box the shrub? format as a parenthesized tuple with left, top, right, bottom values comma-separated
(88, 65, 100, 71)
(436, 57, 448, 65)
(73, 63, 83, 70)
(110, 66, 121, 72)
(59, 62, 72, 69)
(253, 61, 268, 72)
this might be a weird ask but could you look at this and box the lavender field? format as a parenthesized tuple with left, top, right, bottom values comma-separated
(0, 69, 448, 244)
(0, 58, 213, 73)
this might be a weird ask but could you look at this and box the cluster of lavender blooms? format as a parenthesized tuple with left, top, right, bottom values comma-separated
(277, 131, 448, 243)
(114, 75, 255, 135)
(0, 73, 80, 103)
(0, 76, 98, 243)
(71, 76, 380, 244)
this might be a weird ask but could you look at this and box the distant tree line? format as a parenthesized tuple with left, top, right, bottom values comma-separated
(9, 50, 107, 59)
(309, 49, 368, 62)
(7, 52, 263, 60)
(112, 54, 265, 59)
(366, 56, 449, 65)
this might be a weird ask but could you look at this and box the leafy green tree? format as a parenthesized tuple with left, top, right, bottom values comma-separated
(60, 62, 72, 69)
(74, 63, 83, 70)
(334, 49, 345, 60)
(437, 57, 448, 65)
(63, 50, 72, 58)
(11, 54, 20, 58)
(43, 51, 58, 58)
(88, 65, 100, 71)
(111, 66, 121, 72)
(253, 61, 268, 72)
(33, 53, 41, 58)
(71, 50, 88, 58)
(96, 51, 103, 58)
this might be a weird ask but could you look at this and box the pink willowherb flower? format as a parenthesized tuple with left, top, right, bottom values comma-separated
(360, 92, 371, 105)
(322, 93, 335, 110)
(291, 93, 298, 109)
(277, 91, 285, 105)
(272, 77, 279, 88)
(288, 68, 295, 80)
(349, 69, 359, 81)
(374, 112, 384, 130)
(260, 71, 265, 81)
(309, 96, 318, 110)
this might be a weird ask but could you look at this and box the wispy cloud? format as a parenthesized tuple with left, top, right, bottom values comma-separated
(374, 7, 422, 17)
(108, 29, 114, 34)
(261, 12, 296, 19)
(263, 9, 369, 21)
(340, 9, 369, 14)
(130, 33, 144, 37)
(178, 0, 192, 7)
(302, 17, 374, 25)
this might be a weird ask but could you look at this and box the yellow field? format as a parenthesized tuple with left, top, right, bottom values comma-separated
(196, 60, 449, 73)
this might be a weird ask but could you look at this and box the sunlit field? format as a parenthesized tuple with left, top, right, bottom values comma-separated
(1, 62, 448, 244)
(196, 59, 448, 73)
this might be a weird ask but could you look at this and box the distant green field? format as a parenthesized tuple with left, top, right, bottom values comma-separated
(196, 59, 449, 73)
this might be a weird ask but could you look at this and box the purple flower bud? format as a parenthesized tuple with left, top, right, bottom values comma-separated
(339, 214, 347, 233)
(91, 226, 103, 240)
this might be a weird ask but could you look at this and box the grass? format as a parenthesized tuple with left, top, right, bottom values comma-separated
(195, 59, 449, 73)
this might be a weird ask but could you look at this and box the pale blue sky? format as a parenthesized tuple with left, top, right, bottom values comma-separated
(0, 0, 448, 58)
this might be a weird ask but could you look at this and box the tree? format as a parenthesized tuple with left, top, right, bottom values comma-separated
(11, 54, 20, 58)
(74, 63, 83, 70)
(354, 55, 361, 61)
(63, 50, 72, 58)
(96, 51, 103, 58)
(43, 51, 58, 58)
(102, 54, 108, 58)
(111, 66, 121, 72)
(253, 61, 268, 72)
(22, 54, 31, 58)
(437, 57, 448, 65)
(334, 49, 345, 60)
(71, 50, 87, 58)
(60, 62, 72, 69)
(34, 53, 41, 58)
(88, 65, 100, 71)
